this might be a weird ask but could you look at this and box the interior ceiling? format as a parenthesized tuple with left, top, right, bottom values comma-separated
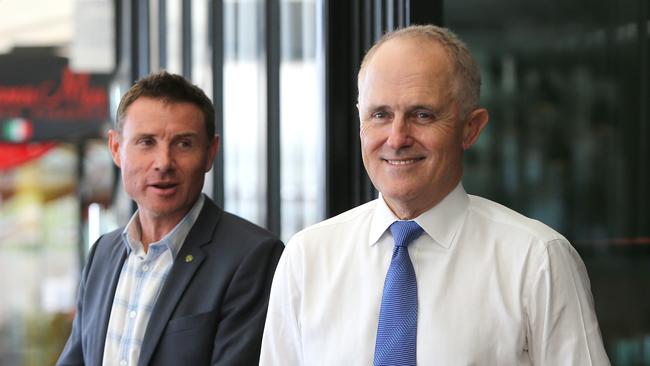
(0, 0, 74, 53)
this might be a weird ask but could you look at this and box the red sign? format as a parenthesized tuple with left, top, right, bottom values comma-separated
(0, 142, 56, 171)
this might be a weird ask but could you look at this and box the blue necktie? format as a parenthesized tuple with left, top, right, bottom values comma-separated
(374, 220, 423, 366)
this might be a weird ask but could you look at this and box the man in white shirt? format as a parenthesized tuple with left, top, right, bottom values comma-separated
(260, 25, 610, 365)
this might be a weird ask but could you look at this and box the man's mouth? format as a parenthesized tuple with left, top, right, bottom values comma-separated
(149, 182, 179, 195)
(151, 182, 177, 189)
(383, 158, 424, 165)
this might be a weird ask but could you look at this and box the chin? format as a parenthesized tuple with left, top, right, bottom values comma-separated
(143, 200, 182, 214)
(381, 187, 418, 203)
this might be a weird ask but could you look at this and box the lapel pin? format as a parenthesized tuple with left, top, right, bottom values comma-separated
(185, 254, 194, 263)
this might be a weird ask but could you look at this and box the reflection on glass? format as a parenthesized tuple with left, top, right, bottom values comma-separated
(1, 146, 78, 364)
(191, 0, 212, 98)
(279, 0, 325, 241)
(223, 0, 266, 226)
(191, 0, 214, 198)
(165, 0, 182, 74)
(82, 140, 119, 245)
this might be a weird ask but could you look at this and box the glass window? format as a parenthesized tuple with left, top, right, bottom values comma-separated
(0, 140, 114, 365)
(191, 0, 212, 98)
(223, 0, 267, 226)
(0, 1, 115, 363)
(0, 145, 79, 365)
(279, 0, 325, 241)
(164, 0, 183, 74)
(191, 0, 214, 198)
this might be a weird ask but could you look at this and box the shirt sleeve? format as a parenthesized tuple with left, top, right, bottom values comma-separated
(525, 238, 611, 365)
(260, 236, 304, 366)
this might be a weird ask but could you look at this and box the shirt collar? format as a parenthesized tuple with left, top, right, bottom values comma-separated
(121, 194, 206, 259)
(368, 183, 469, 249)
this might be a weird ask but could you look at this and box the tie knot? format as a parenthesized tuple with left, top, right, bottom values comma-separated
(389, 220, 423, 247)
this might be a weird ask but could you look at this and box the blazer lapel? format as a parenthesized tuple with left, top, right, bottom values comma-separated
(92, 234, 128, 366)
(137, 199, 222, 366)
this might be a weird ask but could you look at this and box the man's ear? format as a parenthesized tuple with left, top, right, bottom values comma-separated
(462, 108, 489, 150)
(205, 134, 220, 172)
(356, 102, 363, 122)
(107, 129, 122, 168)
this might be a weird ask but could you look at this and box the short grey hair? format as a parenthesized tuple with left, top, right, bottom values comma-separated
(358, 25, 481, 118)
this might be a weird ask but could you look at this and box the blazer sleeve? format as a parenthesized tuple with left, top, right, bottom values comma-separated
(56, 237, 101, 366)
(210, 237, 284, 365)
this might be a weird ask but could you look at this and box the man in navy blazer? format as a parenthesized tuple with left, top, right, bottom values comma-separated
(57, 72, 283, 366)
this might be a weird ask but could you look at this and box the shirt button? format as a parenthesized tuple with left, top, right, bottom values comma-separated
(129, 311, 137, 318)
(120, 361, 127, 366)
(142, 264, 149, 272)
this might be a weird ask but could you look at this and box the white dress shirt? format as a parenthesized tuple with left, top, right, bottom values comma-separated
(102, 195, 204, 366)
(260, 184, 610, 365)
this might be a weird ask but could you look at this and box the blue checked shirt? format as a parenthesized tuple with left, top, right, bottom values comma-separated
(102, 195, 205, 366)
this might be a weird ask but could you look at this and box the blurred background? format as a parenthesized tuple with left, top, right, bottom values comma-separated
(0, 0, 648, 364)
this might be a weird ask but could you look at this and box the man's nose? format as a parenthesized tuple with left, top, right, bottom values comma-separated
(153, 146, 174, 172)
(386, 116, 412, 149)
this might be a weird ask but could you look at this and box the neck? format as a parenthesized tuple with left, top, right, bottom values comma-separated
(384, 185, 458, 220)
(137, 213, 183, 252)
(384, 199, 431, 220)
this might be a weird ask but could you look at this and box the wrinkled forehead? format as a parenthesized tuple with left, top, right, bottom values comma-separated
(358, 38, 456, 104)
(359, 36, 453, 84)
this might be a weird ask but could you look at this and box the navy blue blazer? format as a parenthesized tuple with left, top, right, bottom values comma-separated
(57, 197, 283, 366)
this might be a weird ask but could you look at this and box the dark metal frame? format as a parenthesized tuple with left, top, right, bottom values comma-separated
(637, 0, 649, 234)
(182, 0, 192, 78)
(132, 0, 150, 80)
(158, 0, 167, 69)
(266, 0, 282, 234)
(211, 0, 225, 207)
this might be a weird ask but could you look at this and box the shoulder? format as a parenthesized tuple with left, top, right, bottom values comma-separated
(466, 194, 567, 245)
(286, 199, 377, 249)
(95, 227, 123, 245)
(88, 227, 124, 259)
(200, 198, 283, 254)
(80, 227, 127, 285)
(464, 194, 586, 280)
(464, 195, 590, 295)
(219, 210, 280, 243)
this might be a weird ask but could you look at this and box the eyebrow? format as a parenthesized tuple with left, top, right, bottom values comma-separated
(407, 104, 439, 112)
(364, 103, 441, 113)
(129, 132, 201, 141)
(130, 133, 155, 140)
(364, 104, 389, 111)
(172, 132, 201, 139)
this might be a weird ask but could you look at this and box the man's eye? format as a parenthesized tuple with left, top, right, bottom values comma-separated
(372, 111, 389, 119)
(137, 138, 154, 146)
(413, 111, 435, 122)
(177, 140, 192, 148)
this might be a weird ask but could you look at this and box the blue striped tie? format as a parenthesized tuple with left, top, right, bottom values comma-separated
(374, 220, 423, 366)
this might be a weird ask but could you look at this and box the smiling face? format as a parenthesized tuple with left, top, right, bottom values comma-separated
(109, 97, 219, 230)
(358, 37, 488, 219)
